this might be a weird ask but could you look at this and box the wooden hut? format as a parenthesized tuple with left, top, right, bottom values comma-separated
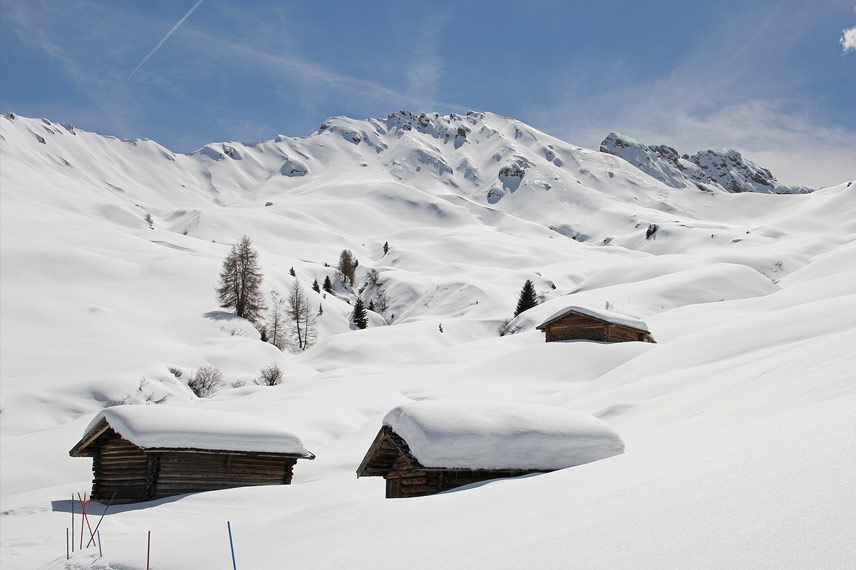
(356, 425, 540, 498)
(70, 406, 314, 504)
(357, 401, 625, 498)
(536, 306, 655, 343)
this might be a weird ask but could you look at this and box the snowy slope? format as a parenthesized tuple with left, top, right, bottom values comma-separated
(0, 111, 854, 569)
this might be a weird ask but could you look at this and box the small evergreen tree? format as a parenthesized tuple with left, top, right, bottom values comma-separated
(312, 279, 321, 293)
(323, 275, 334, 293)
(289, 267, 296, 277)
(216, 235, 266, 324)
(383, 241, 389, 255)
(351, 298, 368, 329)
(514, 279, 539, 317)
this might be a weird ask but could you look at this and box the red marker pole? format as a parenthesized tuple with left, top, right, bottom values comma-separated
(70, 495, 75, 553)
(78, 493, 96, 548)
(146, 530, 151, 570)
(66, 528, 70, 559)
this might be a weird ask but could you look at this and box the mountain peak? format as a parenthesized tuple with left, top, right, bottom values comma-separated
(600, 132, 812, 194)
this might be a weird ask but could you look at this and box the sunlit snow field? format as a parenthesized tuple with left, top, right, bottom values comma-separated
(1, 112, 854, 569)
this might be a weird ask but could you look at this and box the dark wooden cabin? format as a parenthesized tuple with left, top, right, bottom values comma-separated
(536, 306, 655, 343)
(70, 408, 314, 504)
(356, 425, 545, 498)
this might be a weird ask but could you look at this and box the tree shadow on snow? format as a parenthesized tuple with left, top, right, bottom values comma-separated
(202, 310, 243, 321)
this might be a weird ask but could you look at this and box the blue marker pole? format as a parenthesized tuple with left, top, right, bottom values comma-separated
(97, 530, 102, 558)
(227, 521, 237, 570)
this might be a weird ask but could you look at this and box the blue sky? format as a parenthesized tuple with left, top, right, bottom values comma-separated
(2, 0, 854, 187)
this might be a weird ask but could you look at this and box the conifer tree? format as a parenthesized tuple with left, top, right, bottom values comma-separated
(217, 235, 266, 324)
(312, 279, 321, 293)
(338, 249, 357, 285)
(351, 297, 368, 329)
(323, 275, 334, 293)
(514, 279, 539, 317)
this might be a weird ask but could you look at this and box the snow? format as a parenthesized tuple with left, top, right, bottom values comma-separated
(537, 305, 650, 332)
(382, 400, 625, 470)
(0, 110, 854, 569)
(82, 405, 314, 456)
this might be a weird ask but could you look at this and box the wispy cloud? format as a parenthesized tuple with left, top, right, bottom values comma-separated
(130, 0, 206, 78)
(404, 14, 448, 107)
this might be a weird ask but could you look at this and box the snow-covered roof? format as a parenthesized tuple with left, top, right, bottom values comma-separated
(537, 305, 649, 332)
(381, 401, 624, 471)
(76, 405, 314, 458)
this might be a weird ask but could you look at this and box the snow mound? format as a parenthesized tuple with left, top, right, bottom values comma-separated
(383, 401, 625, 470)
(84, 405, 314, 457)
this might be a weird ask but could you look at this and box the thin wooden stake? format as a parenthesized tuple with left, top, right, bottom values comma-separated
(146, 530, 151, 570)
(227, 521, 237, 570)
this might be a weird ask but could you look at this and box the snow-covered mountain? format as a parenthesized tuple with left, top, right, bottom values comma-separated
(600, 131, 813, 194)
(1, 110, 854, 569)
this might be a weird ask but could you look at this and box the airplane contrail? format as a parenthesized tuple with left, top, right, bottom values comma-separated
(129, 0, 206, 78)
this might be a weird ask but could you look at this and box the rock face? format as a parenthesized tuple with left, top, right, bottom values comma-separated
(599, 132, 812, 194)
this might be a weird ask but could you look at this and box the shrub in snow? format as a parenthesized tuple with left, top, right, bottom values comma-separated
(374, 290, 390, 315)
(256, 363, 284, 386)
(188, 366, 223, 398)
(497, 317, 519, 337)
(105, 378, 168, 407)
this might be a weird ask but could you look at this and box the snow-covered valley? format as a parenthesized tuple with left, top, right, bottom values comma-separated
(1, 110, 854, 569)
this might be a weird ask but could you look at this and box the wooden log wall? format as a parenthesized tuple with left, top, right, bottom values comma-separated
(543, 313, 653, 343)
(384, 459, 543, 498)
(385, 456, 443, 498)
(151, 452, 296, 500)
(91, 434, 150, 504)
(87, 429, 299, 503)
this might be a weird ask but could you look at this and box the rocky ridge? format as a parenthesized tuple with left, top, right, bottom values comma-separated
(599, 132, 812, 194)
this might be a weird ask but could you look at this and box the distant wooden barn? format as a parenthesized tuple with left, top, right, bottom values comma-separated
(357, 401, 625, 498)
(70, 406, 314, 504)
(536, 306, 655, 343)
